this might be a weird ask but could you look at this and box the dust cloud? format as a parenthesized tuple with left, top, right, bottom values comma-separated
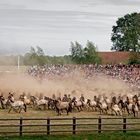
(0, 71, 131, 99)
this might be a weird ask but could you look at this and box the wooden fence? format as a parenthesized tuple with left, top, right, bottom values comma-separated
(0, 117, 140, 136)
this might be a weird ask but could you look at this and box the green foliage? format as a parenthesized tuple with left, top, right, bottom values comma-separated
(70, 41, 85, 64)
(84, 41, 102, 64)
(23, 46, 47, 66)
(111, 12, 140, 52)
(46, 55, 72, 65)
(70, 41, 101, 64)
(0, 42, 101, 66)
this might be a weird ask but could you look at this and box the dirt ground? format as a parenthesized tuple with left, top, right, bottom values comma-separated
(0, 70, 132, 100)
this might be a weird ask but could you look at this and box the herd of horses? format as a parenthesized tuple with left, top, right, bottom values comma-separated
(0, 92, 140, 117)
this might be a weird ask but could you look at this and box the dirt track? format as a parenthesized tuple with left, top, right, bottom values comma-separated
(0, 71, 131, 99)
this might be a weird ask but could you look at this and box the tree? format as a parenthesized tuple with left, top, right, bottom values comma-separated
(36, 46, 47, 65)
(36, 46, 45, 56)
(70, 41, 85, 64)
(23, 46, 47, 65)
(84, 41, 101, 64)
(70, 41, 101, 64)
(111, 13, 140, 52)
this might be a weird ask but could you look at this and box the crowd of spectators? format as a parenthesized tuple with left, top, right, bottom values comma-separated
(102, 64, 140, 89)
(28, 64, 140, 89)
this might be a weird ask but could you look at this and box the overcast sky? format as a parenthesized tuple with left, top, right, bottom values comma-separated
(0, 0, 140, 55)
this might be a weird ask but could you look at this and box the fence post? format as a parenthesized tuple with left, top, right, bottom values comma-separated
(19, 117, 23, 136)
(123, 117, 126, 133)
(73, 117, 76, 134)
(47, 118, 50, 135)
(98, 116, 102, 133)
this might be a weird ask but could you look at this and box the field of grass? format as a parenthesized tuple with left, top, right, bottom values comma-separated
(0, 108, 140, 137)
(0, 132, 140, 140)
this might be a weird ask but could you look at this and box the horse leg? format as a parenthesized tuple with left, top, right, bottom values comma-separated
(59, 109, 62, 115)
(80, 106, 83, 111)
(19, 107, 22, 113)
(24, 104, 27, 112)
(118, 110, 122, 116)
(8, 107, 12, 113)
(76, 106, 80, 112)
(137, 111, 138, 117)
(1, 101, 5, 109)
(87, 106, 90, 111)
(95, 106, 97, 111)
(56, 108, 60, 116)
(48, 102, 50, 110)
(133, 111, 135, 117)
(43, 104, 46, 110)
(13, 107, 18, 113)
(66, 108, 69, 115)
(126, 107, 130, 116)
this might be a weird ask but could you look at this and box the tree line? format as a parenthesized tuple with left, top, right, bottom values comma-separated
(0, 40, 100, 66)
(0, 12, 140, 65)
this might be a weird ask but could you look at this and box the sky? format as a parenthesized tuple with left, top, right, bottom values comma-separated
(0, 0, 140, 56)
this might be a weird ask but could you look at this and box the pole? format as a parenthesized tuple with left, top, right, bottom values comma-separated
(18, 55, 20, 71)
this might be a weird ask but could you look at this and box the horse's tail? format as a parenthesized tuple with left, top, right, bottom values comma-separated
(24, 103, 27, 112)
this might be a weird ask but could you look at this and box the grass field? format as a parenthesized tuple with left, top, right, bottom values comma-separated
(0, 132, 140, 140)
(0, 108, 140, 137)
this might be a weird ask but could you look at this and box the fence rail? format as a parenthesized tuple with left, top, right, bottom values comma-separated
(0, 117, 140, 136)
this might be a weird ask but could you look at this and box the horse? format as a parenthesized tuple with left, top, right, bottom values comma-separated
(97, 101, 108, 115)
(44, 96, 55, 110)
(118, 99, 127, 113)
(132, 103, 139, 117)
(87, 99, 97, 111)
(111, 103, 122, 116)
(53, 100, 72, 116)
(8, 98, 27, 113)
(73, 100, 84, 112)
(29, 96, 38, 107)
(36, 99, 48, 110)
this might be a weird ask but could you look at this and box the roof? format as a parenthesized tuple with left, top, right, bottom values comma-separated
(98, 52, 129, 64)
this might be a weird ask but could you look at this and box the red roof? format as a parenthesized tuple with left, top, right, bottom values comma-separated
(98, 52, 129, 64)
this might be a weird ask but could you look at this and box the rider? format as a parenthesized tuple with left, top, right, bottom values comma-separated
(8, 92, 13, 99)
(8, 92, 14, 102)
(80, 94, 85, 102)
(19, 92, 26, 101)
(67, 94, 71, 102)
(62, 94, 68, 102)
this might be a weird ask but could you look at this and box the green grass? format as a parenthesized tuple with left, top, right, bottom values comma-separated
(0, 133, 140, 140)
(0, 108, 140, 137)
